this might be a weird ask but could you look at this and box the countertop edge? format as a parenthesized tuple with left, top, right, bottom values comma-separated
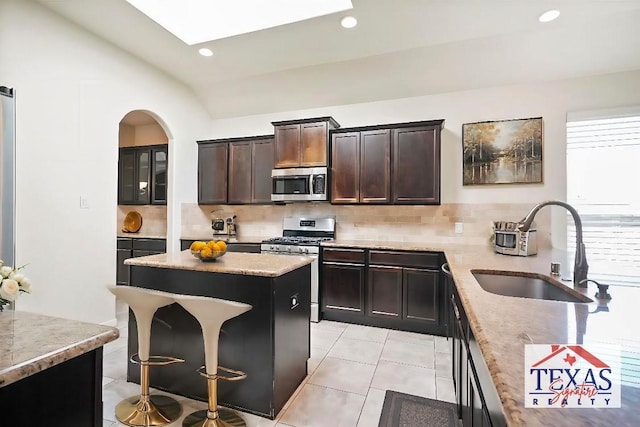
(0, 327, 119, 388)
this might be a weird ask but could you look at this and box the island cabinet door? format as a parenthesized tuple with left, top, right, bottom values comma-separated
(322, 262, 365, 315)
(367, 266, 402, 319)
(402, 268, 439, 324)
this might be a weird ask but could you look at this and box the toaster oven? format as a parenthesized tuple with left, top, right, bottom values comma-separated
(494, 221, 537, 256)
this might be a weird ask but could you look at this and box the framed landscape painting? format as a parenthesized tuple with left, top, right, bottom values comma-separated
(462, 117, 543, 185)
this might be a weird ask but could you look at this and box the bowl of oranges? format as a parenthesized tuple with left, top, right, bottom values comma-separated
(189, 240, 227, 262)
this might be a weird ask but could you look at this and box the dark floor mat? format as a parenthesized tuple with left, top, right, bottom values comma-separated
(378, 390, 460, 427)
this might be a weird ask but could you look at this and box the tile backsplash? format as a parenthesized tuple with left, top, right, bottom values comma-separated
(181, 203, 551, 248)
(117, 205, 167, 236)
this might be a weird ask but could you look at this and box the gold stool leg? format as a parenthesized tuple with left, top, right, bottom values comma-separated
(182, 375, 246, 427)
(116, 362, 183, 427)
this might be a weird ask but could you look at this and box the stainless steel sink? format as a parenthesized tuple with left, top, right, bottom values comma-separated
(471, 270, 593, 303)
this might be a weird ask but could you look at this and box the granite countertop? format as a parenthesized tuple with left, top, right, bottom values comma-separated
(117, 232, 166, 239)
(125, 250, 313, 277)
(323, 239, 639, 426)
(179, 235, 267, 244)
(0, 311, 119, 388)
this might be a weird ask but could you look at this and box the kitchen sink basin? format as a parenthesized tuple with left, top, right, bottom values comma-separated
(471, 270, 593, 303)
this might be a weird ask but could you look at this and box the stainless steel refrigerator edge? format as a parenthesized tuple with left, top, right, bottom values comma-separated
(0, 86, 16, 268)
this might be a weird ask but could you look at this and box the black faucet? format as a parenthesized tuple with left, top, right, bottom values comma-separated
(517, 200, 589, 288)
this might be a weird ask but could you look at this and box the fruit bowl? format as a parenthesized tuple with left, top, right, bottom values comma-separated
(191, 249, 226, 262)
(189, 240, 228, 262)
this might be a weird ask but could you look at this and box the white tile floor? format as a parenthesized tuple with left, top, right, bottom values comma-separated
(102, 309, 455, 427)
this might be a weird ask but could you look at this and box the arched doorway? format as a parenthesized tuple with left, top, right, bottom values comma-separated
(117, 110, 169, 240)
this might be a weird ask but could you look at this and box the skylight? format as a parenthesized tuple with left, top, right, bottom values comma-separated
(125, 0, 354, 45)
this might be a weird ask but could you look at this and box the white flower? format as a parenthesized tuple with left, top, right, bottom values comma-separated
(10, 273, 24, 283)
(0, 279, 20, 301)
(0, 259, 3, 267)
(20, 278, 32, 293)
(0, 266, 13, 278)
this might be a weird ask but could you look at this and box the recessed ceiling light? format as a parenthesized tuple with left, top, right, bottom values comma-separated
(126, 0, 353, 45)
(539, 9, 560, 23)
(341, 16, 357, 29)
(198, 48, 213, 57)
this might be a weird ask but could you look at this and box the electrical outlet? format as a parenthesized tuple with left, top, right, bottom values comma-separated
(80, 196, 90, 209)
(454, 222, 464, 234)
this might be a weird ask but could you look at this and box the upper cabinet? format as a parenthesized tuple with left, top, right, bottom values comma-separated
(118, 145, 167, 205)
(272, 117, 339, 168)
(198, 135, 274, 205)
(330, 120, 443, 205)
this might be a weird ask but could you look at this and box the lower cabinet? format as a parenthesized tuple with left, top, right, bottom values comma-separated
(451, 277, 506, 427)
(116, 238, 166, 285)
(180, 239, 261, 253)
(321, 247, 445, 334)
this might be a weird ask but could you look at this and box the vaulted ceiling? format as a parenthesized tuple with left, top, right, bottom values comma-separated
(37, 0, 640, 118)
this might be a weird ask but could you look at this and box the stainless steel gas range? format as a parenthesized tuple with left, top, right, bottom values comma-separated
(261, 217, 335, 322)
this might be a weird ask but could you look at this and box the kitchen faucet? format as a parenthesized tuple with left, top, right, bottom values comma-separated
(517, 200, 589, 288)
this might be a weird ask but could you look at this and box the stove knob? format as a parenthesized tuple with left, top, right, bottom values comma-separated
(270, 245, 275, 251)
(286, 246, 292, 252)
(303, 247, 309, 254)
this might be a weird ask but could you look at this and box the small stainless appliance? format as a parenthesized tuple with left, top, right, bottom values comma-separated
(494, 221, 537, 256)
(271, 167, 328, 202)
(261, 217, 335, 322)
(211, 213, 237, 237)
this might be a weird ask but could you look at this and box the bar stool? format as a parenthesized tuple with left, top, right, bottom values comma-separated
(174, 294, 252, 427)
(107, 285, 184, 426)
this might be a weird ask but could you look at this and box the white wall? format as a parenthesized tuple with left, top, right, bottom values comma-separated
(0, 0, 210, 324)
(200, 70, 640, 247)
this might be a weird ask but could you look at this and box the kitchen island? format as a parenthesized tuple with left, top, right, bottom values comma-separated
(323, 239, 640, 426)
(124, 250, 313, 419)
(0, 310, 119, 427)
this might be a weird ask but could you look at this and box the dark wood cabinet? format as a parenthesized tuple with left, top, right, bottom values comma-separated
(321, 247, 445, 334)
(367, 266, 402, 319)
(392, 126, 440, 204)
(403, 268, 439, 324)
(450, 276, 506, 427)
(228, 141, 252, 204)
(272, 117, 339, 168)
(180, 240, 261, 253)
(360, 129, 391, 203)
(330, 121, 442, 205)
(118, 144, 168, 205)
(116, 238, 165, 285)
(150, 146, 168, 204)
(252, 138, 275, 203)
(198, 143, 229, 204)
(331, 132, 360, 203)
(198, 136, 274, 205)
(322, 262, 365, 315)
(331, 129, 391, 204)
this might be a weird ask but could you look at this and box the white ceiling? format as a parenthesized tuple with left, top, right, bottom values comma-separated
(36, 0, 640, 119)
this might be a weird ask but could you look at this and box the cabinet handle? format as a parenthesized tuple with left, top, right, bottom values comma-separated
(323, 261, 364, 267)
(441, 263, 452, 277)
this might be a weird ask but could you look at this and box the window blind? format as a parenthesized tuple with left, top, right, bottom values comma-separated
(566, 111, 640, 286)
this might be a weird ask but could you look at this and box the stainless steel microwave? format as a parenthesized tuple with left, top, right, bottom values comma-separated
(494, 221, 538, 256)
(271, 167, 328, 202)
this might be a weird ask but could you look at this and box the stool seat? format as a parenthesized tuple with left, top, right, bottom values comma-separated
(107, 286, 183, 426)
(174, 294, 252, 427)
